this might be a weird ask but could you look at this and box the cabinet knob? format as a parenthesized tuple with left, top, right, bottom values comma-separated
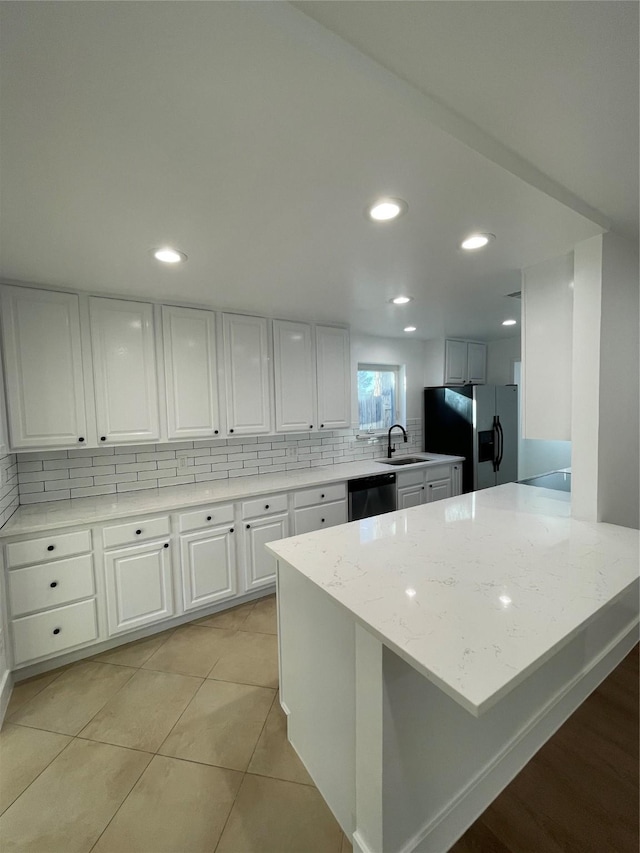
(214, 430, 219, 435)
(50, 581, 58, 588)
(52, 628, 61, 636)
(309, 425, 313, 429)
(100, 436, 106, 442)
(47, 545, 54, 552)
(206, 515, 212, 521)
(321, 518, 325, 523)
(320, 424, 324, 428)
(78, 437, 85, 443)
(421, 486, 425, 490)
(229, 429, 234, 434)
(135, 529, 142, 535)
(163, 543, 169, 548)
(320, 494, 325, 499)
(246, 524, 250, 529)
(429, 484, 433, 488)
(229, 528, 234, 533)
(264, 504, 269, 509)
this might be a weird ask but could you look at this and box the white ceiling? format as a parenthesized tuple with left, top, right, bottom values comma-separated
(1, 2, 634, 342)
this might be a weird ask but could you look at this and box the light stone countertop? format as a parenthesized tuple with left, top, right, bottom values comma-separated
(0, 453, 464, 538)
(267, 482, 639, 715)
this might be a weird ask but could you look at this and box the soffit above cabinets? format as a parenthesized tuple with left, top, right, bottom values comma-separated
(0, 3, 622, 342)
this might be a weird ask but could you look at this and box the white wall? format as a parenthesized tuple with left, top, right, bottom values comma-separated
(572, 232, 639, 529)
(598, 233, 639, 528)
(351, 333, 427, 426)
(486, 336, 520, 385)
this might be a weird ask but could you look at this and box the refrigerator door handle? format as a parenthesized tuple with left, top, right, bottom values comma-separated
(496, 417, 504, 470)
(492, 416, 500, 472)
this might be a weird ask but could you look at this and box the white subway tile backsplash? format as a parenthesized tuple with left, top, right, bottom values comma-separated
(15, 425, 423, 504)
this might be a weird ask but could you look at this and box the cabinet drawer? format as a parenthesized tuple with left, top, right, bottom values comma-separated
(8, 554, 95, 617)
(12, 599, 98, 666)
(293, 483, 346, 509)
(396, 469, 426, 488)
(178, 504, 234, 533)
(294, 500, 347, 535)
(103, 516, 170, 549)
(425, 465, 452, 482)
(5, 529, 92, 569)
(242, 494, 288, 520)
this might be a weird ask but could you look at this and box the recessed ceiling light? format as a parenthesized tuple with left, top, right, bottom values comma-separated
(502, 319, 517, 326)
(368, 198, 407, 222)
(153, 247, 187, 264)
(404, 326, 417, 333)
(391, 296, 412, 305)
(461, 233, 495, 251)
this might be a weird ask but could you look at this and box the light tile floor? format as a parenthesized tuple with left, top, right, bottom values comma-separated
(0, 595, 353, 853)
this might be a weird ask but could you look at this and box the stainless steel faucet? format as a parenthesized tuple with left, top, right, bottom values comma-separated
(387, 424, 408, 458)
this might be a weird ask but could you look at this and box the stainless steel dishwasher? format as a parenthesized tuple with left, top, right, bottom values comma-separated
(348, 473, 397, 521)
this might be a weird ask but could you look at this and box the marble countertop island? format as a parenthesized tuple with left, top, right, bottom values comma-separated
(268, 482, 639, 714)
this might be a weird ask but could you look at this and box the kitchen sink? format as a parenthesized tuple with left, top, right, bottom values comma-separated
(378, 456, 430, 466)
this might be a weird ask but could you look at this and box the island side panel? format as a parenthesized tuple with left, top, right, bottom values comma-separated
(276, 558, 356, 835)
(379, 582, 639, 853)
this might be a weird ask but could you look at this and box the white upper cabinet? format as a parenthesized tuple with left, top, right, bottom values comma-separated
(444, 339, 487, 385)
(273, 320, 315, 432)
(315, 325, 351, 430)
(223, 313, 271, 435)
(89, 297, 160, 444)
(0, 286, 88, 449)
(162, 306, 220, 439)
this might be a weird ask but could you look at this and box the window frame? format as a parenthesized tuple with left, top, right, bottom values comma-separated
(356, 362, 406, 433)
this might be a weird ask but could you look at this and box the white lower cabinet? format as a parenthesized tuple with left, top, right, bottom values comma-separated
(104, 539, 174, 636)
(243, 513, 289, 591)
(293, 499, 347, 535)
(180, 524, 236, 611)
(397, 484, 424, 509)
(426, 478, 452, 502)
(12, 599, 99, 666)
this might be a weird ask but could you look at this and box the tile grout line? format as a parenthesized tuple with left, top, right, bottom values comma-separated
(0, 730, 75, 818)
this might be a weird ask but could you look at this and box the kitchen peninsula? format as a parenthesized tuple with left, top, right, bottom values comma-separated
(267, 483, 639, 853)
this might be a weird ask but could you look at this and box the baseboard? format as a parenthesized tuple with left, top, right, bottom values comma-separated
(0, 667, 13, 729)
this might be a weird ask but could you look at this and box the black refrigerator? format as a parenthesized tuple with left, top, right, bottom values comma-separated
(424, 384, 518, 493)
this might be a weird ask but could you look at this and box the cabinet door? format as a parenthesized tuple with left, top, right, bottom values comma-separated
(223, 314, 271, 435)
(104, 540, 173, 635)
(273, 320, 315, 432)
(451, 463, 463, 496)
(90, 298, 160, 443)
(243, 514, 288, 591)
(397, 484, 424, 509)
(426, 478, 452, 503)
(163, 306, 220, 439)
(316, 326, 351, 429)
(466, 342, 487, 384)
(179, 525, 236, 611)
(444, 340, 467, 385)
(293, 500, 347, 535)
(0, 286, 87, 448)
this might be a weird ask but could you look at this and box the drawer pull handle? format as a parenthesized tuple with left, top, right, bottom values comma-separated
(100, 436, 106, 442)
(135, 529, 142, 535)
(264, 504, 269, 509)
(309, 425, 313, 429)
(320, 424, 324, 428)
(229, 528, 234, 533)
(320, 494, 325, 499)
(163, 543, 169, 548)
(214, 430, 219, 435)
(50, 581, 58, 588)
(321, 518, 325, 523)
(229, 429, 234, 434)
(206, 516, 212, 521)
(421, 486, 425, 490)
(52, 628, 61, 636)
(429, 484, 433, 488)
(246, 524, 251, 529)
(47, 545, 55, 552)
(78, 437, 85, 443)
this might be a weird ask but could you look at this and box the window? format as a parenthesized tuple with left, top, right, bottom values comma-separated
(357, 363, 403, 431)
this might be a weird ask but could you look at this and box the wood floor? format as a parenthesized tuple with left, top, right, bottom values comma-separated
(451, 644, 639, 853)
